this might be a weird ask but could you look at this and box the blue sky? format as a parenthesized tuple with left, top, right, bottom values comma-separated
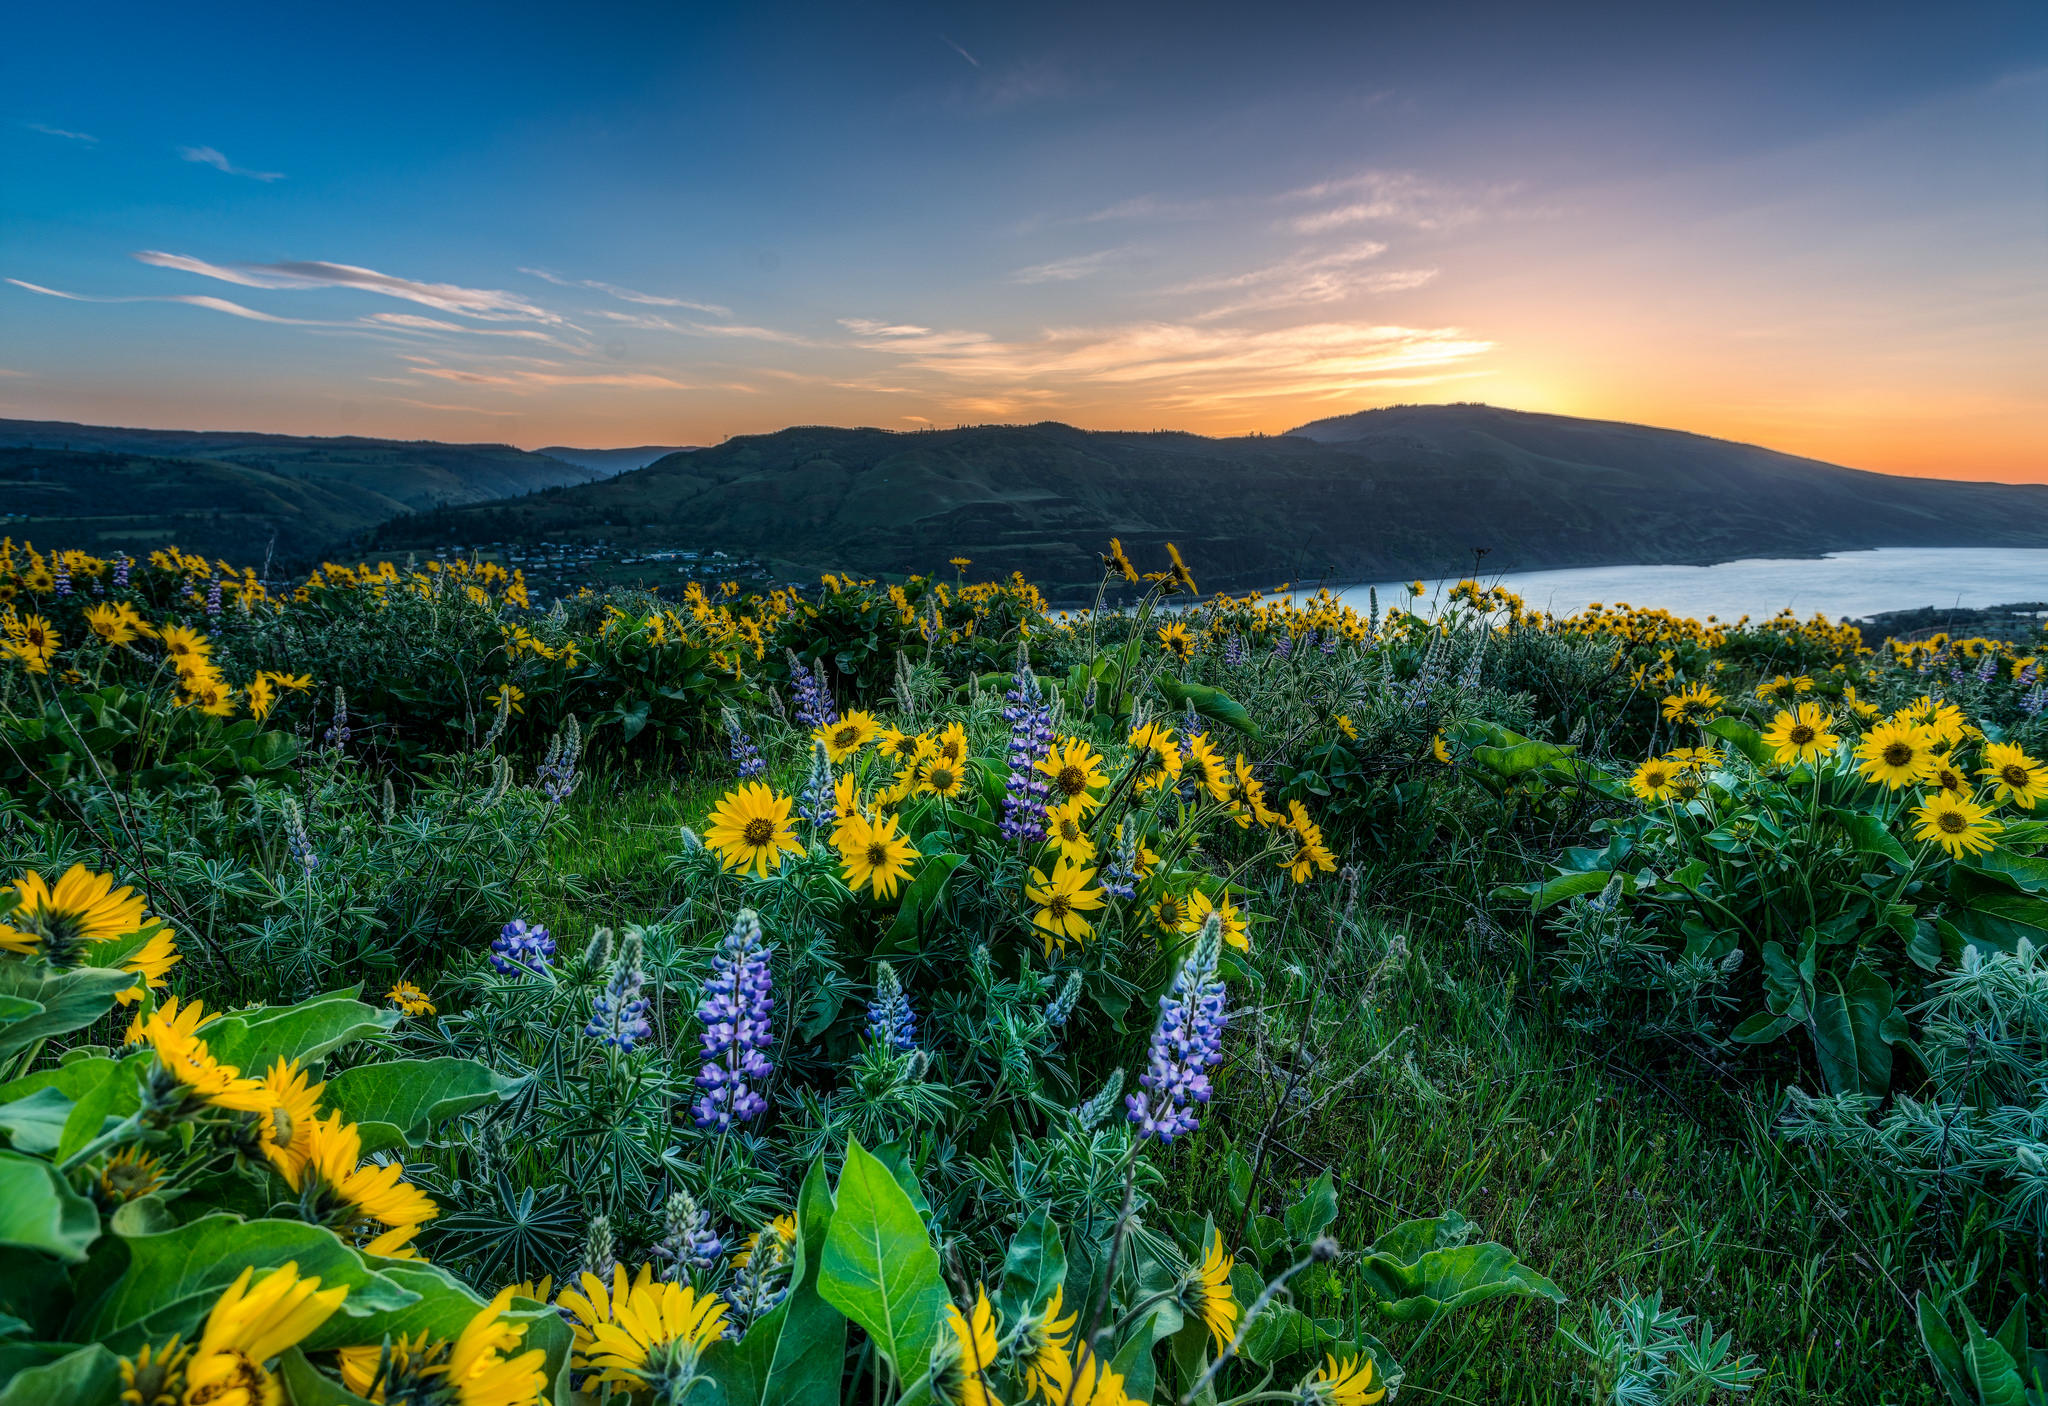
(4, 1, 2044, 478)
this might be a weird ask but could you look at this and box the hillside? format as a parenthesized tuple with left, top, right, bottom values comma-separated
(365, 407, 2048, 597)
(0, 419, 605, 516)
(535, 444, 698, 475)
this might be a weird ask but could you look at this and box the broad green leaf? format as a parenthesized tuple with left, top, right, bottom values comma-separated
(200, 989, 396, 1072)
(323, 1058, 522, 1146)
(880, 854, 965, 954)
(1826, 809, 1909, 866)
(1959, 848, 2048, 895)
(0, 1344, 118, 1406)
(0, 966, 141, 1062)
(1356, 1234, 1565, 1322)
(1808, 965, 1906, 1098)
(995, 1210, 1067, 1325)
(1154, 678, 1262, 741)
(1964, 1310, 2027, 1406)
(818, 1139, 948, 1385)
(0, 1089, 73, 1156)
(1242, 1301, 1332, 1364)
(1471, 740, 1573, 779)
(1706, 717, 1774, 767)
(1282, 1170, 1339, 1248)
(75, 1214, 416, 1351)
(0, 1150, 99, 1263)
(278, 1347, 377, 1405)
(711, 1156, 844, 1406)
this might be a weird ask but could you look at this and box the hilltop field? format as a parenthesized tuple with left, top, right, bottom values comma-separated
(0, 537, 2045, 1404)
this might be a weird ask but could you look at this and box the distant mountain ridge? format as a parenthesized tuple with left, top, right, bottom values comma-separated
(366, 405, 2048, 597)
(0, 418, 608, 565)
(536, 444, 698, 475)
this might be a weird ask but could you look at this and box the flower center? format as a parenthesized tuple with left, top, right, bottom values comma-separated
(1057, 765, 1086, 795)
(832, 726, 859, 749)
(742, 818, 774, 847)
(1047, 895, 1071, 920)
(1788, 725, 1815, 746)
(929, 766, 955, 790)
(1883, 742, 1913, 767)
(2005, 764, 2031, 788)
(865, 843, 888, 867)
(1939, 811, 1967, 834)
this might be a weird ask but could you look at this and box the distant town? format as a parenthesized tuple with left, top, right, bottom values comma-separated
(426, 539, 787, 602)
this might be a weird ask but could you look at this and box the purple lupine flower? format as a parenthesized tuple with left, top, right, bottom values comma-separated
(2017, 661, 2040, 688)
(1127, 918, 1228, 1143)
(1979, 654, 1999, 683)
(113, 553, 132, 590)
(205, 573, 223, 618)
(865, 962, 917, 1053)
(1321, 630, 1340, 657)
(2023, 684, 2046, 717)
(536, 717, 582, 804)
(53, 555, 71, 598)
(1273, 633, 1293, 660)
(1100, 824, 1140, 901)
(323, 688, 351, 748)
(799, 742, 835, 832)
(786, 651, 837, 731)
(726, 712, 766, 780)
(1044, 971, 1082, 1029)
(651, 1191, 724, 1279)
(1299, 629, 1317, 654)
(491, 917, 556, 975)
(693, 909, 775, 1129)
(1222, 633, 1245, 668)
(586, 930, 653, 1051)
(998, 661, 1053, 844)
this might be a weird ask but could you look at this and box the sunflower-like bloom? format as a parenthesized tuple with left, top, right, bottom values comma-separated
(1929, 758, 1970, 794)
(1229, 754, 1279, 829)
(1185, 888, 1250, 951)
(84, 600, 151, 647)
(1660, 681, 1723, 725)
(919, 751, 970, 800)
(180, 1262, 349, 1406)
(1183, 734, 1232, 803)
(570, 1271, 728, 1396)
(158, 624, 212, 677)
(337, 1287, 548, 1406)
(1101, 538, 1139, 583)
(1981, 742, 2048, 810)
(1045, 799, 1097, 864)
(1278, 801, 1337, 883)
(245, 675, 278, 722)
(937, 1286, 1003, 1406)
(1026, 856, 1106, 955)
(703, 782, 806, 878)
(816, 708, 881, 763)
(1913, 791, 2002, 859)
(1037, 738, 1108, 812)
(1854, 719, 1936, 790)
(1901, 696, 1969, 745)
(1628, 757, 1677, 803)
(1157, 620, 1196, 662)
(98, 1146, 166, 1206)
(1060, 1344, 1136, 1405)
(283, 1112, 439, 1249)
(1127, 722, 1183, 796)
(138, 1000, 272, 1114)
(836, 810, 918, 901)
(256, 1058, 326, 1184)
(1762, 703, 1838, 767)
(1017, 1285, 1078, 1402)
(387, 980, 436, 1016)
(0, 865, 179, 1000)
(1302, 1352, 1388, 1406)
(1187, 1229, 1240, 1353)
(1166, 542, 1198, 595)
(116, 1336, 192, 1406)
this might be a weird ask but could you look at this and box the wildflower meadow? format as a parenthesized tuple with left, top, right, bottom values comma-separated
(1, 538, 2045, 1405)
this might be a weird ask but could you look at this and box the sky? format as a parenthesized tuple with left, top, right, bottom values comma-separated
(4, 1, 2045, 480)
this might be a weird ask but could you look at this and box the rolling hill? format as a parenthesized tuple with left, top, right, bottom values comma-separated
(535, 444, 698, 475)
(0, 420, 614, 565)
(365, 406, 2048, 597)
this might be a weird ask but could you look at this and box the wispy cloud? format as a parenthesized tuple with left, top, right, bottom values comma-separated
(590, 308, 820, 345)
(1070, 195, 1211, 225)
(838, 318, 932, 338)
(392, 397, 519, 415)
(847, 315, 1491, 408)
(25, 122, 96, 144)
(362, 312, 563, 342)
(1008, 247, 1131, 284)
(942, 36, 980, 67)
(134, 251, 565, 324)
(8, 277, 331, 324)
(1281, 170, 1529, 234)
(1161, 241, 1436, 319)
(177, 145, 284, 182)
(521, 267, 730, 316)
(408, 365, 694, 391)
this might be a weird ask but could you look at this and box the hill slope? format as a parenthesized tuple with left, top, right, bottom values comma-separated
(0, 419, 604, 515)
(364, 407, 2048, 596)
(535, 444, 698, 475)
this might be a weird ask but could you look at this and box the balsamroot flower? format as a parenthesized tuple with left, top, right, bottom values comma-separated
(1127, 916, 1227, 1143)
(692, 909, 775, 1130)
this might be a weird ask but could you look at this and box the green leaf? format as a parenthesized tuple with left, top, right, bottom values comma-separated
(0, 1344, 118, 1406)
(818, 1139, 948, 1385)
(277, 1347, 378, 1405)
(879, 854, 965, 955)
(1470, 740, 1573, 780)
(0, 1150, 100, 1263)
(0, 1089, 74, 1156)
(1826, 808, 1910, 866)
(1808, 964, 1906, 1097)
(1706, 717, 1775, 767)
(1242, 1301, 1332, 1364)
(323, 1058, 522, 1147)
(711, 1156, 845, 1406)
(1964, 1309, 2028, 1406)
(200, 990, 397, 1072)
(1959, 849, 2048, 896)
(1356, 1228, 1566, 1323)
(74, 1214, 416, 1352)
(1153, 678, 1263, 741)
(995, 1209, 1066, 1325)
(1282, 1170, 1339, 1248)
(0, 966, 142, 1062)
